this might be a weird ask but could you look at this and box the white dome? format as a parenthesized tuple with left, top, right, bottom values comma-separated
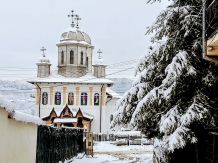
(94, 58, 106, 65)
(60, 24, 91, 44)
(38, 56, 50, 63)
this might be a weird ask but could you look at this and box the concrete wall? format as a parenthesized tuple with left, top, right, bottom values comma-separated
(0, 107, 37, 163)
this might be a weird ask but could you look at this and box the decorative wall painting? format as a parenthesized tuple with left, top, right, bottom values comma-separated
(42, 92, 48, 105)
(55, 92, 61, 105)
(68, 92, 74, 105)
(94, 93, 99, 105)
(81, 92, 87, 105)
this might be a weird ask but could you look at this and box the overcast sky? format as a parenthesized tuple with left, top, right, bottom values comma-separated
(0, 0, 170, 81)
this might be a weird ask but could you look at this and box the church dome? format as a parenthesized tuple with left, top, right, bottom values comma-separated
(38, 56, 50, 63)
(94, 58, 105, 65)
(60, 24, 91, 44)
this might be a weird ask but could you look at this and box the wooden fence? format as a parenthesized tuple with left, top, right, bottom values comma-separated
(36, 125, 83, 163)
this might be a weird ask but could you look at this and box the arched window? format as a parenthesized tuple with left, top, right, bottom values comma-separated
(70, 50, 74, 64)
(42, 92, 48, 105)
(86, 57, 88, 67)
(94, 93, 99, 106)
(61, 51, 64, 64)
(81, 51, 83, 65)
(55, 92, 61, 105)
(81, 92, 87, 105)
(68, 92, 74, 105)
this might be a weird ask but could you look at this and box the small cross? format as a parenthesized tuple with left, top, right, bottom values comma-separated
(68, 10, 75, 24)
(75, 14, 81, 28)
(97, 49, 102, 59)
(41, 47, 46, 57)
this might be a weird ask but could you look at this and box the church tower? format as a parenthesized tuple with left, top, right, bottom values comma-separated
(93, 49, 107, 78)
(56, 12, 94, 78)
(36, 47, 51, 78)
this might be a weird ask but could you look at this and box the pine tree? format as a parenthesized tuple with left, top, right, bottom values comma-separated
(111, 0, 218, 161)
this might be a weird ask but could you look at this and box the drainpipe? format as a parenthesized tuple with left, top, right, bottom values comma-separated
(100, 85, 104, 133)
(202, 0, 218, 64)
(36, 83, 41, 117)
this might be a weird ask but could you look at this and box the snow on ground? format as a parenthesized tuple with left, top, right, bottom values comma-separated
(61, 141, 153, 163)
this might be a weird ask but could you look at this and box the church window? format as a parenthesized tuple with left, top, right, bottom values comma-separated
(81, 51, 83, 65)
(70, 50, 74, 64)
(61, 51, 64, 64)
(81, 92, 87, 105)
(86, 57, 88, 67)
(94, 93, 99, 106)
(55, 92, 61, 105)
(42, 92, 48, 105)
(68, 92, 74, 105)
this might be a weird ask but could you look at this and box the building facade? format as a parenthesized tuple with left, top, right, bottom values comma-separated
(27, 18, 120, 133)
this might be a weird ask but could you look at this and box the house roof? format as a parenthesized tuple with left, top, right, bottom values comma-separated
(106, 88, 121, 99)
(27, 71, 114, 86)
(42, 104, 94, 121)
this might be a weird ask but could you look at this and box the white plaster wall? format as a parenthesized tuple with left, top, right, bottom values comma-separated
(0, 107, 37, 163)
(105, 98, 118, 133)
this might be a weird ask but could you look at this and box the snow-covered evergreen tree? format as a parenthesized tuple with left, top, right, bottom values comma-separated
(111, 0, 218, 161)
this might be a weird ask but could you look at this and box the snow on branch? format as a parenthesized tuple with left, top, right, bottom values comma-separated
(160, 105, 181, 135)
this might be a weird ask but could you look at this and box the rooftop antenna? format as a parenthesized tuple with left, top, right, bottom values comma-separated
(75, 14, 81, 29)
(97, 49, 102, 59)
(41, 47, 46, 57)
(68, 10, 76, 26)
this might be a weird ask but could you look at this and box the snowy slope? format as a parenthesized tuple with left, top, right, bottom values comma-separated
(109, 78, 134, 95)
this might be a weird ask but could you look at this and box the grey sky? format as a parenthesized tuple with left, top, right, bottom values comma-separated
(0, 0, 170, 81)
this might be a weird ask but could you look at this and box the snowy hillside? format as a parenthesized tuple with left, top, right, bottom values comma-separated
(109, 78, 134, 95)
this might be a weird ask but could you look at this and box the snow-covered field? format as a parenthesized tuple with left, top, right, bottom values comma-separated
(61, 141, 153, 163)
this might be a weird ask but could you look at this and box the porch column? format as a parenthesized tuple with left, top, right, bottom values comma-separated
(89, 87, 93, 106)
(50, 86, 54, 105)
(63, 87, 67, 104)
(76, 87, 80, 105)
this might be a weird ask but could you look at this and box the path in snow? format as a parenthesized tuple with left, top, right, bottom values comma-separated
(64, 141, 153, 163)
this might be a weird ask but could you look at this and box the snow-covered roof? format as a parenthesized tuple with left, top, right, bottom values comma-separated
(114, 131, 141, 137)
(0, 96, 43, 125)
(43, 105, 94, 120)
(60, 24, 91, 44)
(53, 118, 77, 123)
(106, 88, 121, 99)
(27, 72, 114, 85)
(37, 55, 50, 64)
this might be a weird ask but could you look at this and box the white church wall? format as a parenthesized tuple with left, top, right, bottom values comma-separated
(0, 107, 37, 163)
(36, 83, 112, 133)
(105, 98, 118, 133)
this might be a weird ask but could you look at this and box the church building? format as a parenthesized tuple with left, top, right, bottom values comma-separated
(27, 12, 120, 133)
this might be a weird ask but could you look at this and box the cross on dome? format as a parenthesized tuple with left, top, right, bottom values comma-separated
(97, 49, 102, 59)
(41, 47, 46, 57)
(68, 10, 76, 25)
(75, 14, 81, 29)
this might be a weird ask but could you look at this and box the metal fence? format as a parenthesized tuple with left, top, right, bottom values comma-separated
(36, 125, 83, 163)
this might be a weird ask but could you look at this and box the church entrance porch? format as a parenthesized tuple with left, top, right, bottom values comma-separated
(42, 104, 93, 131)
